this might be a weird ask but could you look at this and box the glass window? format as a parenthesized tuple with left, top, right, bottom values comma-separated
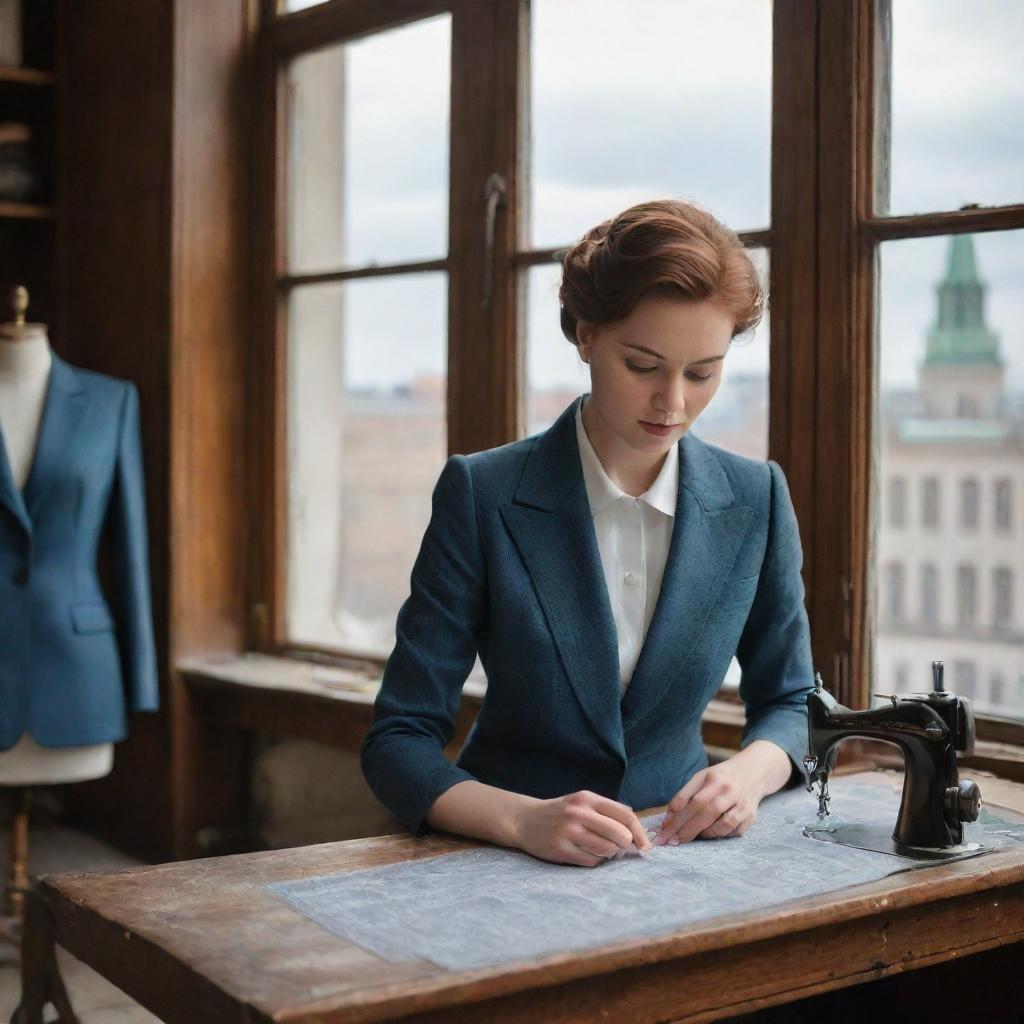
(888, 476, 907, 528)
(528, 0, 771, 248)
(886, 1, 1024, 216)
(876, 231, 1023, 723)
(281, 15, 452, 659)
(921, 478, 940, 528)
(895, 663, 909, 690)
(885, 562, 905, 623)
(920, 563, 939, 626)
(991, 673, 1006, 707)
(960, 478, 980, 529)
(523, 262, 593, 438)
(953, 659, 977, 699)
(285, 274, 448, 654)
(994, 478, 1013, 530)
(993, 566, 1015, 633)
(956, 564, 976, 627)
(285, 15, 451, 273)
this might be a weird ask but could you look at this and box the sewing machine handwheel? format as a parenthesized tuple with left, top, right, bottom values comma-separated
(946, 780, 981, 823)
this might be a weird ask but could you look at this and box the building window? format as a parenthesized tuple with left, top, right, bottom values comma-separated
(956, 394, 979, 418)
(921, 477, 940, 529)
(959, 478, 980, 529)
(954, 660, 977, 699)
(956, 564, 976, 628)
(885, 562, 905, 622)
(920, 562, 939, 626)
(994, 478, 1013, 531)
(991, 673, 1005, 708)
(888, 476, 907, 528)
(993, 567, 1015, 632)
(894, 663, 909, 691)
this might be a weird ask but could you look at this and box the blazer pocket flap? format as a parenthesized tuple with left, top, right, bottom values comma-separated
(71, 601, 116, 634)
(717, 574, 759, 606)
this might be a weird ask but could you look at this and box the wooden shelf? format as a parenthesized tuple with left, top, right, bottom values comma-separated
(0, 64, 55, 87)
(0, 200, 55, 220)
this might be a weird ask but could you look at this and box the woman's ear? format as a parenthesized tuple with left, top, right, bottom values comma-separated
(576, 322, 593, 364)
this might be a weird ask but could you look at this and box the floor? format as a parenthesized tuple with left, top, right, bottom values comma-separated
(0, 811, 158, 1024)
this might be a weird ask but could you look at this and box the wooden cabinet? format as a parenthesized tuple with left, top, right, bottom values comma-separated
(0, 0, 56, 332)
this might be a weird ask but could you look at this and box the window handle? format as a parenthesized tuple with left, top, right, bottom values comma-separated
(481, 172, 507, 309)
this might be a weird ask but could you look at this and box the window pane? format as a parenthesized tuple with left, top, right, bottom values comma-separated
(528, 0, 771, 248)
(522, 261, 590, 437)
(885, 1, 1024, 215)
(285, 15, 450, 273)
(285, 274, 447, 655)
(875, 231, 1024, 721)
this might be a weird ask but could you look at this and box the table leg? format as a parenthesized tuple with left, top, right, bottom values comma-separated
(12, 887, 79, 1024)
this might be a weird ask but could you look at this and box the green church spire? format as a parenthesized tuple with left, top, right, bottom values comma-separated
(924, 234, 1001, 367)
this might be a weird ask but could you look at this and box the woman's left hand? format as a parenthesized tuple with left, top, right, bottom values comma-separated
(653, 740, 792, 844)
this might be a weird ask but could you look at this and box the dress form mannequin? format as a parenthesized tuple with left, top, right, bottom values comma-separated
(0, 286, 158, 941)
(0, 290, 114, 785)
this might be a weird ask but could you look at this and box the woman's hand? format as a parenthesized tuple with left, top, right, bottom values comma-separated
(510, 790, 653, 867)
(654, 741, 792, 845)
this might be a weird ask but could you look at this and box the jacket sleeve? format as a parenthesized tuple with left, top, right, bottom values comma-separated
(734, 459, 815, 788)
(109, 382, 159, 712)
(360, 454, 486, 838)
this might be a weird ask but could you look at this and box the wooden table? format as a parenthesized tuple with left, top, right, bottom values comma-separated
(15, 770, 1024, 1024)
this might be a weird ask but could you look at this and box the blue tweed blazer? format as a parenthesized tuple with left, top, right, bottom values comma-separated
(361, 393, 814, 837)
(0, 353, 158, 750)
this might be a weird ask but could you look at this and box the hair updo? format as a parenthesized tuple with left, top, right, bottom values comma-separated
(558, 198, 765, 348)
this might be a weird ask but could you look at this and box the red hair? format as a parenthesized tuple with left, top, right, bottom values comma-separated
(559, 198, 765, 346)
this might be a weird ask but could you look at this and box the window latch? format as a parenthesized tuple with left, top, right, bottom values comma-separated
(481, 172, 507, 310)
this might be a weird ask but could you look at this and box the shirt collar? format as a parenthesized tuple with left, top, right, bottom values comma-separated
(574, 398, 678, 518)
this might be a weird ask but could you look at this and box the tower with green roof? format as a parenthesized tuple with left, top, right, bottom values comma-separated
(919, 234, 1004, 419)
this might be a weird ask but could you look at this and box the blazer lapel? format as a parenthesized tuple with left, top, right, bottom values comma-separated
(501, 395, 757, 764)
(620, 432, 752, 732)
(0, 428, 30, 533)
(500, 395, 626, 765)
(22, 353, 89, 521)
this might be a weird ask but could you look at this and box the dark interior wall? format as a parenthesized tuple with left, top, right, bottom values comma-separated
(56, 0, 253, 861)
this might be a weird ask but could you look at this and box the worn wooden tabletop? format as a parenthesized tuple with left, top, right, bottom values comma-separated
(18, 769, 1024, 1024)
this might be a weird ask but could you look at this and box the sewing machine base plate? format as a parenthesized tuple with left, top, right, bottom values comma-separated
(804, 822, 987, 862)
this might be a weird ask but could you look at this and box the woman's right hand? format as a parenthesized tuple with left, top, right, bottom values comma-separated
(510, 790, 653, 867)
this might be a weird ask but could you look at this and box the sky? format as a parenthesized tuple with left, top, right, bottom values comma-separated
(284, 0, 1023, 394)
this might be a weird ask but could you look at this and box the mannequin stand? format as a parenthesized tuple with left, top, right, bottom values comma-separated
(1, 787, 32, 951)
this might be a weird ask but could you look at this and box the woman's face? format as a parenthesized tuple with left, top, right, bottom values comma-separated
(576, 292, 734, 460)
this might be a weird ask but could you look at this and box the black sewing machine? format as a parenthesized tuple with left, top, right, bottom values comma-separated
(802, 661, 984, 860)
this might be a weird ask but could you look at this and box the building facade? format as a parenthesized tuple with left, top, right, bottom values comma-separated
(876, 235, 1023, 718)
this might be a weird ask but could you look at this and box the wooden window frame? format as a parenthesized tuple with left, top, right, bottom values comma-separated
(249, 0, 1024, 769)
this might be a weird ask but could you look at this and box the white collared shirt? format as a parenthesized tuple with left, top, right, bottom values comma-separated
(574, 397, 678, 695)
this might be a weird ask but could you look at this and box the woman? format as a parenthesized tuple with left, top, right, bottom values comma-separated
(361, 198, 815, 868)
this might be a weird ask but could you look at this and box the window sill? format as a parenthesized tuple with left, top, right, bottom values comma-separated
(178, 652, 484, 753)
(179, 655, 1024, 782)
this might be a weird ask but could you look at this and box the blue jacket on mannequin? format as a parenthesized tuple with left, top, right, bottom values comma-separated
(0, 352, 158, 750)
(361, 393, 815, 838)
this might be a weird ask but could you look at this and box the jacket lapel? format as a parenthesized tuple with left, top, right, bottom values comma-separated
(22, 353, 88, 521)
(500, 393, 755, 764)
(0, 428, 30, 533)
(620, 432, 752, 732)
(500, 396, 625, 765)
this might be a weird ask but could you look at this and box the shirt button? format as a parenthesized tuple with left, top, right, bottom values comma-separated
(12, 567, 29, 586)
(624, 572, 637, 585)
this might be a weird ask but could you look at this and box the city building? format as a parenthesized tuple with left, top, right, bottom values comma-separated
(876, 235, 1023, 717)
